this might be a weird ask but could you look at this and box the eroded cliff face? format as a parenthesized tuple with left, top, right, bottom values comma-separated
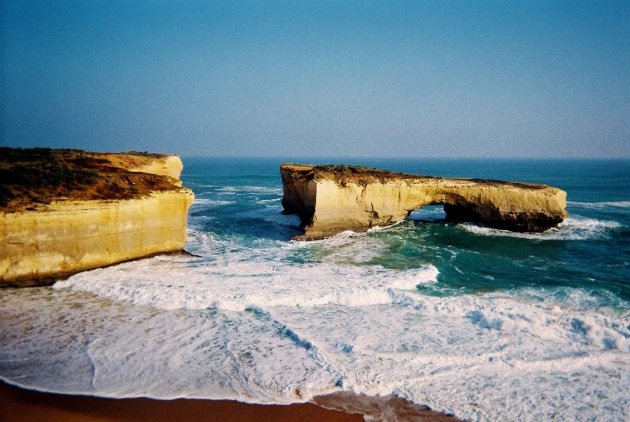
(0, 151, 194, 287)
(0, 190, 194, 286)
(103, 153, 184, 181)
(281, 164, 568, 240)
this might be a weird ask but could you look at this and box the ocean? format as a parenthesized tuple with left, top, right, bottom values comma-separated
(1, 158, 629, 421)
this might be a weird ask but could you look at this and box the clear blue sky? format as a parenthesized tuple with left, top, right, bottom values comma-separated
(2, 0, 629, 158)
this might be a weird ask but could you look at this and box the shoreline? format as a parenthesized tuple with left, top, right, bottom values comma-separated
(0, 381, 457, 421)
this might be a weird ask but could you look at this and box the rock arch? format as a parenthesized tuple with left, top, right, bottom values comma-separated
(281, 164, 567, 240)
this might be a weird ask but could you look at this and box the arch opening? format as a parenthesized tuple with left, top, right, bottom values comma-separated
(406, 203, 447, 223)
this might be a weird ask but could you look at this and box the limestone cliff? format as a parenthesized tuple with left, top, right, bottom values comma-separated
(281, 164, 567, 240)
(102, 153, 184, 181)
(0, 149, 194, 287)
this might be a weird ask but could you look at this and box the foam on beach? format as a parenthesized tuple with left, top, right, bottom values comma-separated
(2, 266, 629, 421)
(54, 246, 439, 311)
(1, 223, 625, 420)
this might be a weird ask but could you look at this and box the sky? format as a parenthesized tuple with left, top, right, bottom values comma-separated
(1, 0, 629, 158)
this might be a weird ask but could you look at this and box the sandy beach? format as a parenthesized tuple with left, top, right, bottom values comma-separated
(0, 381, 360, 422)
(0, 381, 457, 421)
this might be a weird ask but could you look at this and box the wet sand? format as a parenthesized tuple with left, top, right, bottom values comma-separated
(0, 381, 458, 421)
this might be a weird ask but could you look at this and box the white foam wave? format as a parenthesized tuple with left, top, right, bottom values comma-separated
(287, 229, 393, 264)
(0, 288, 341, 403)
(185, 230, 227, 257)
(192, 198, 235, 207)
(256, 197, 282, 204)
(186, 183, 217, 188)
(267, 288, 630, 420)
(218, 186, 282, 194)
(3, 273, 629, 421)
(568, 200, 630, 209)
(54, 256, 438, 312)
(366, 219, 406, 233)
(460, 216, 622, 240)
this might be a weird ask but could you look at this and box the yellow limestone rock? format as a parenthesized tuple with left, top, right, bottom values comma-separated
(281, 164, 568, 240)
(104, 153, 184, 181)
(0, 153, 194, 287)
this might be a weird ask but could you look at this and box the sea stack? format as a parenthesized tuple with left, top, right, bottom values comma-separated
(0, 148, 194, 287)
(281, 163, 567, 240)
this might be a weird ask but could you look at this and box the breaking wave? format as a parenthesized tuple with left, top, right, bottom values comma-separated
(1, 272, 626, 421)
(460, 216, 622, 240)
(568, 201, 630, 209)
(54, 255, 438, 312)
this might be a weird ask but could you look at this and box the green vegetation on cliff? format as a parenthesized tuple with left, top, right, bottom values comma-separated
(0, 148, 178, 212)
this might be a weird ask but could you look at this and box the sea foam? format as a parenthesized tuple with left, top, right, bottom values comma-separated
(460, 216, 622, 240)
(568, 200, 630, 209)
(4, 271, 628, 421)
(54, 254, 438, 311)
(191, 198, 235, 207)
(45, 229, 630, 420)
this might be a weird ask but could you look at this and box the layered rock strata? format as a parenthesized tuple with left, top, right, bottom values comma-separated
(0, 151, 194, 287)
(281, 164, 567, 240)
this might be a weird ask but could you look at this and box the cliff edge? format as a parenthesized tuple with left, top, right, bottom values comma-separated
(281, 164, 567, 240)
(0, 148, 194, 287)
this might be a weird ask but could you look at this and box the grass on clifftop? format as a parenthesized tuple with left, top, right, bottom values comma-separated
(282, 163, 547, 190)
(281, 163, 433, 186)
(0, 148, 178, 212)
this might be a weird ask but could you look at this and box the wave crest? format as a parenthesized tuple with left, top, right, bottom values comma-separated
(460, 216, 622, 240)
(568, 200, 630, 209)
(54, 256, 438, 311)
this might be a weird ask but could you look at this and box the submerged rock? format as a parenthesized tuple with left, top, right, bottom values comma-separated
(281, 163, 567, 240)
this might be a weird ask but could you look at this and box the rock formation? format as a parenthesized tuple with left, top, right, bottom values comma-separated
(0, 149, 194, 287)
(281, 164, 567, 240)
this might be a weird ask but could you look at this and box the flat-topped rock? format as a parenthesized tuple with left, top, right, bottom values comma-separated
(281, 164, 568, 240)
(0, 148, 194, 287)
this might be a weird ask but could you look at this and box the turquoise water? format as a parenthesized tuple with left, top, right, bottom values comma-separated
(1, 158, 629, 421)
(186, 157, 630, 301)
